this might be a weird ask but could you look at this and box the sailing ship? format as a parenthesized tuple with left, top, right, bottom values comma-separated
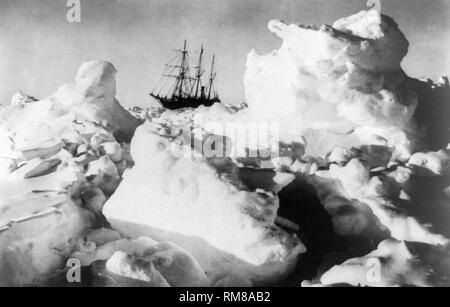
(150, 40, 221, 110)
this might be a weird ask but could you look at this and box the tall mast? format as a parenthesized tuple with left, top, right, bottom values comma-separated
(208, 54, 216, 100)
(180, 39, 188, 98)
(173, 39, 188, 99)
(194, 44, 204, 98)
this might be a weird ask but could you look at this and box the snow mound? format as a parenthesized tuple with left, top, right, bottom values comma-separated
(105, 251, 171, 287)
(103, 121, 305, 286)
(70, 235, 210, 287)
(0, 61, 139, 285)
(318, 240, 450, 287)
(323, 158, 448, 246)
(245, 10, 417, 159)
(0, 194, 94, 286)
(409, 150, 450, 176)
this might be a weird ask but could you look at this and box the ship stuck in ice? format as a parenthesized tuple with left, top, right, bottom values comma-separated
(150, 40, 221, 110)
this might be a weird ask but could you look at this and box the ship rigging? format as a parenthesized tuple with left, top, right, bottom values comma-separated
(150, 40, 221, 110)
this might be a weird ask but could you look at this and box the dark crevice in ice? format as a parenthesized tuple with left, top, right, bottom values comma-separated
(276, 176, 336, 284)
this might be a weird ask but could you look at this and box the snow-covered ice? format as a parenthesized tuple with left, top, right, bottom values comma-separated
(0, 61, 139, 286)
(244, 10, 418, 159)
(103, 122, 306, 286)
(1, 9, 449, 287)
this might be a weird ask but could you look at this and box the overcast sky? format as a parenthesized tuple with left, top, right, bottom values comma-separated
(0, 0, 449, 107)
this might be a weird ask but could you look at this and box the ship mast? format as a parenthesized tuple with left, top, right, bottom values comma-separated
(194, 45, 204, 98)
(207, 54, 217, 100)
(172, 39, 189, 99)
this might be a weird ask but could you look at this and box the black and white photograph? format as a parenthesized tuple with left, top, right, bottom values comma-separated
(0, 0, 449, 292)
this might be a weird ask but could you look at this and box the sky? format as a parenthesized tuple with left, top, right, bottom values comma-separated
(0, 0, 449, 107)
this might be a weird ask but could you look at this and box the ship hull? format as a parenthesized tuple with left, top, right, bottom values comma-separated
(150, 94, 220, 110)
